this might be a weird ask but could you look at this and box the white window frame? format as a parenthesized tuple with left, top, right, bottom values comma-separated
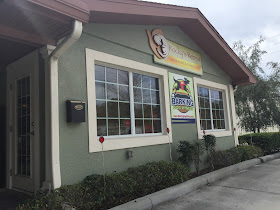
(193, 77, 232, 139)
(86, 49, 172, 153)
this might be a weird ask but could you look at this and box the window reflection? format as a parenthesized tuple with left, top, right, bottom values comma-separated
(95, 65, 162, 136)
(198, 86, 225, 130)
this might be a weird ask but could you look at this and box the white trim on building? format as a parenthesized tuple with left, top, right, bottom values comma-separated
(193, 77, 232, 139)
(86, 49, 172, 153)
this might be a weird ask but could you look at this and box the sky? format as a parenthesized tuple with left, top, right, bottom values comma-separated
(141, 0, 280, 75)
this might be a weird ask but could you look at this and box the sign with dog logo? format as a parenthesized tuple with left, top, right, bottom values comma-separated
(147, 28, 202, 75)
(169, 73, 196, 123)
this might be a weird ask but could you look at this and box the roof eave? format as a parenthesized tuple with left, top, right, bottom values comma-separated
(26, 0, 90, 23)
(21, 0, 257, 85)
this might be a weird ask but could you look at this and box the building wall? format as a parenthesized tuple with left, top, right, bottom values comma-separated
(58, 24, 236, 185)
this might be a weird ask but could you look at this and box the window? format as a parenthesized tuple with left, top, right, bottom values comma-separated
(193, 78, 232, 139)
(95, 65, 162, 137)
(133, 73, 162, 134)
(197, 87, 225, 130)
(86, 49, 172, 152)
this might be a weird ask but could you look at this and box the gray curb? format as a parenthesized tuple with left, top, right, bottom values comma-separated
(258, 152, 280, 163)
(110, 152, 280, 210)
(201, 158, 261, 184)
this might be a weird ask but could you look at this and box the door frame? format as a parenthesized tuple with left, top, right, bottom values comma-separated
(6, 51, 40, 192)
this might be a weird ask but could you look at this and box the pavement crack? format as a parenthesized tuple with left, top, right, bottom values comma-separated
(217, 185, 280, 195)
(201, 175, 210, 185)
(258, 157, 264, 163)
(147, 197, 153, 209)
(237, 169, 246, 173)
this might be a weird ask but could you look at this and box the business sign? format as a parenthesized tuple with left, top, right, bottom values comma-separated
(147, 28, 202, 75)
(169, 73, 196, 123)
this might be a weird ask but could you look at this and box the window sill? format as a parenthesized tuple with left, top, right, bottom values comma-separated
(89, 134, 171, 153)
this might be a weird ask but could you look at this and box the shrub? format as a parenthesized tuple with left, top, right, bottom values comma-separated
(239, 132, 280, 154)
(177, 141, 205, 175)
(177, 141, 195, 168)
(213, 147, 241, 169)
(213, 145, 263, 169)
(203, 134, 216, 170)
(193, 142, 205, 175)
(18, 161, 189, 210)
(237, 145, 263, 161)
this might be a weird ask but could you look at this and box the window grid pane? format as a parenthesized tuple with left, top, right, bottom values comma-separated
(133, 74, 162, 134)
(16, 76, 31, 176)
(95, 65, 162, 136)
(95, 65, 132, 136)
(198, 86, 225, 131)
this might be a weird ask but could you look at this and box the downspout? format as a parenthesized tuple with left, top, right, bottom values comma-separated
(230, 84, 239, 146)
(48, 20, 83, 189)
(233, 85, 238, 92)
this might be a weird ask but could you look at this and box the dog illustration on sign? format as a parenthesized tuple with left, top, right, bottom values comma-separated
(170, 75, 194, 114)
(147, 28, 170, 59)
(172, 77, 191, 99)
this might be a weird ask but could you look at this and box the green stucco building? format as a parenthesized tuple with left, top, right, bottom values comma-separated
(0, 0, 256, 192)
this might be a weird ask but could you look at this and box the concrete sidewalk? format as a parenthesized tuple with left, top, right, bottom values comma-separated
(155, 158, 280, 210)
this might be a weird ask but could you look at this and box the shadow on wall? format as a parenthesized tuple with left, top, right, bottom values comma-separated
(0, 106, 6, 188)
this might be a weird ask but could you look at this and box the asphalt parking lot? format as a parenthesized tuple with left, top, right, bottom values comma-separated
(155, 158, 280, 210)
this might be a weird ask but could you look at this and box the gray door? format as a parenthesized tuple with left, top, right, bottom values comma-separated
(7, 54, 40, 192)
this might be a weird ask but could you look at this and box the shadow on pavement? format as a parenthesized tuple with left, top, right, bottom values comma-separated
(0, 189, 30, 210)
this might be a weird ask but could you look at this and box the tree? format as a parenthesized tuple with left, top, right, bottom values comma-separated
(267, 62, 280, 126)
(233, 38, 280, 133)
